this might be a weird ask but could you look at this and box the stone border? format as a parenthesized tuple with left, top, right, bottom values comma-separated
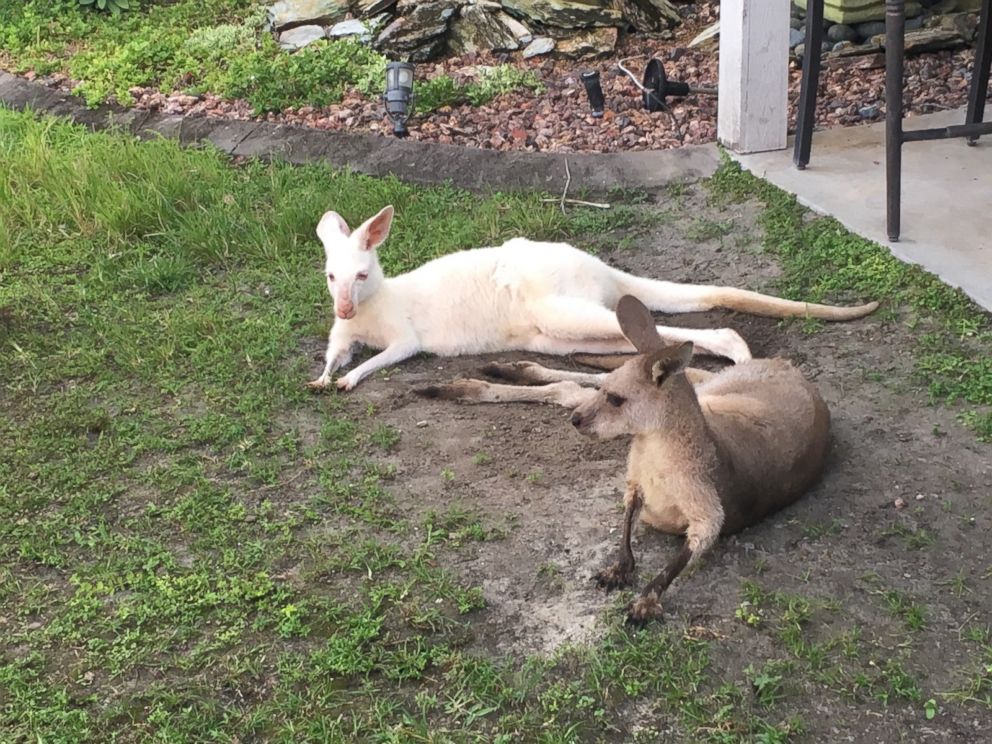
(0, 71, 719, 194)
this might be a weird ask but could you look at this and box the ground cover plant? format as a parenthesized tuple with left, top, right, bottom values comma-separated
(0, 0, 542, 114)
(2, 108, 992, 742)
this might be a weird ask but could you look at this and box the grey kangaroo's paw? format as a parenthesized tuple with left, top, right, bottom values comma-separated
(413, 379, 487, 401)
(479, 361, 540, 384)
(625, 592, 665, 627)
(594, 561, 633, 592)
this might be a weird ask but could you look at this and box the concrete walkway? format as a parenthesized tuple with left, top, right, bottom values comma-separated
(735, 108, 992, 312)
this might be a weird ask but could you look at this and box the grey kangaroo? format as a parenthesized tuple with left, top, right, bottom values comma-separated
(420, 296, 832, 624)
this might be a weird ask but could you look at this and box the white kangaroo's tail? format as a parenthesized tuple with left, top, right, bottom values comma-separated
(615, 271, 879, 321)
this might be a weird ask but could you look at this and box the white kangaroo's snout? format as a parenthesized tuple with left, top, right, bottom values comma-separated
(317, 205, 393, 323)
(331, 279, 357, 319)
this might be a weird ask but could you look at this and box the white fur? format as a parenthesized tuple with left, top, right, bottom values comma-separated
(309, 205, 877, 391)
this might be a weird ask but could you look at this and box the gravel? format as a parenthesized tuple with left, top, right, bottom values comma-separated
(20, 2, 992, 154)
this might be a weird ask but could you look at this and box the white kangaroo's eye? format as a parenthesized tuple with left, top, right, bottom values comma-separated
(357, 272, 368, 281)
(327, 273, 335, 281)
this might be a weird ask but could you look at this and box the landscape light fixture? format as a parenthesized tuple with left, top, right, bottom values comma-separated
(580, 70, 605, 118)
(384, 61, 414, 137)
(638, 58, 718, 113)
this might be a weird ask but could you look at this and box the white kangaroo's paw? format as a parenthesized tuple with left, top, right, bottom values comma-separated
(719, 330, 752, 364)
(336, 373, 359, 391)
(307, 375, 332, 390)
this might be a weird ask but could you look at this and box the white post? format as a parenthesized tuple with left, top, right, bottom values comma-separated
(717, 0, 791, 154)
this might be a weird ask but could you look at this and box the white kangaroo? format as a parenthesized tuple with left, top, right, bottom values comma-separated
(309, 205, 879, 391)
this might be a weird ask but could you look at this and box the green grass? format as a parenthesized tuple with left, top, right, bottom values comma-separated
(1, 108, 811, 743)
(5, 107, 992, 742)
(737, 581, 928, 708)
(709, 158, 992, 441)
(0, 0, 542, 114)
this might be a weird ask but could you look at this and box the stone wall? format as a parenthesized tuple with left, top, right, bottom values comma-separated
(268, 0, 685, 60)
(789, 0, 982, 66)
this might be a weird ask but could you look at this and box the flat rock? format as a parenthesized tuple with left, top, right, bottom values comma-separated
(376, 1, 458, 57)
(353, 0, 397, 17)
(615, 0, 681, 32)
(521, 36, 556, 58)
(329, 19, 370, 39)
(501, 0, 622, 29)
(278, 24, 327, 50)
(869, 27, 969, 53)
(449, 6, 527, 54)
(554, 27, 618, 59)
(268, 0, 348, 31)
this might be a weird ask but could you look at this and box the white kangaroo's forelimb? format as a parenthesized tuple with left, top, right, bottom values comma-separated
(334, 340, 422, 391)
(312, 208, 877, 391)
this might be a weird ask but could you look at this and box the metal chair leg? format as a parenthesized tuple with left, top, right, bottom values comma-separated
(965, 0, 992, 145)
(885, 0, 906, 241)
(794, 0, 825, 169)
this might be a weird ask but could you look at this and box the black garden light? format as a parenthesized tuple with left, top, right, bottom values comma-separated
(384, 61, 414, 137)
(580, 70, 605, 118)
(639, 58, 717, 112)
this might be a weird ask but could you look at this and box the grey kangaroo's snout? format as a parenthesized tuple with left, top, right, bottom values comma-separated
(571, 411, 584, 428)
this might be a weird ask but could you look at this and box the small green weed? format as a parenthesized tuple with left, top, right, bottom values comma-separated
(746, 661, 788, 707)
(415, 65, 543, 114)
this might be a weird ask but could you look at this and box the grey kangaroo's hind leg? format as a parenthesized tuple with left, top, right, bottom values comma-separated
(480, 361, 606, 387)
(415, 379, 596, 408)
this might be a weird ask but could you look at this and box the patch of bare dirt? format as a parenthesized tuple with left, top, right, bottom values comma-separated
(307, 190, 992, 740)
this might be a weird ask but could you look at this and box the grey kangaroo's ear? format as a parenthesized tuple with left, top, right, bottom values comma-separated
(317, 211, 351, 244)
(353, 205, 394, 252)
(647, 342, 694, 386)
(616, 295, 664, 354)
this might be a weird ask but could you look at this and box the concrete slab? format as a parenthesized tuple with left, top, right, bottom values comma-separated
(735, 108, 992, 312)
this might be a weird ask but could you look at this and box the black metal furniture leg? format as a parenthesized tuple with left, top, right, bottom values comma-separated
(965, 0, 992, 144)
(794, 0, 825, 168)
(885, 0, 906, 241)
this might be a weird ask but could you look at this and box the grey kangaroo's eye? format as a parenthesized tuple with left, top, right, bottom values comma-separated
(606, 393, 626, 407)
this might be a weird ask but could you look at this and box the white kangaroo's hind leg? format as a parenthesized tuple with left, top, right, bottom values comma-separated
(650, 325, 751, 364)
(528, 297, 752, 363)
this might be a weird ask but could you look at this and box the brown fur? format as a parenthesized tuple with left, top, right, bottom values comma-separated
(573, 297, 831, 624)
(418, 296, 832, 625)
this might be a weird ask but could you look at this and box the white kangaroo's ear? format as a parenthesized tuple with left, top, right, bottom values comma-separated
(353, 205, 394, 252)
(317, 211, 351, 246)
